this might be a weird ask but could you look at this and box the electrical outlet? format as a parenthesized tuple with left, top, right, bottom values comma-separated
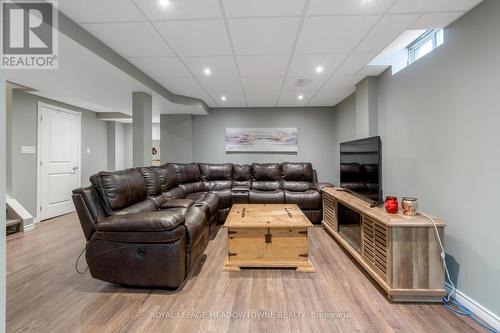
(86, 148, 91, 155)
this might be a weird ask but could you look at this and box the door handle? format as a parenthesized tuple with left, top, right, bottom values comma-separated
(72, 166, 79, 173)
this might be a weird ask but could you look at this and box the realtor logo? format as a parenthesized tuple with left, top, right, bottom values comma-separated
(2, 0, 58, 69)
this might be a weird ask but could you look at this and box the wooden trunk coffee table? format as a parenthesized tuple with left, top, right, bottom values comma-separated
(223, 204, 315, 272)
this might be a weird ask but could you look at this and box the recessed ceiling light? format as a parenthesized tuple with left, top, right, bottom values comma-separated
(298, 95, 304, 100)
(203, 68, 211, 75)
(221, 96, 227, 101)
(158, 0, 170, 7)
(315, 66, 324, 74)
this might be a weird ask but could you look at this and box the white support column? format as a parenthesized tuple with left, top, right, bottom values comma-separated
(132, 92, 152, 167)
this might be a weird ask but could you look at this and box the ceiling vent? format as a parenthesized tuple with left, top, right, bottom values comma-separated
(295, 78, 312, 88)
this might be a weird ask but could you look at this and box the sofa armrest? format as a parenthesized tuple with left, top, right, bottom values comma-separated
(96, 211, 185, 232)
(312, 182, 334, 192)
(161, 198, 195, 209)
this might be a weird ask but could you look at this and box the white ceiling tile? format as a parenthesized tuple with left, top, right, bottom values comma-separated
(389, 0, 482, 13)
(183, 56, 238, 78)
(322, 74, 365, 90)
(288, 53, 347, 77)
(278, 90, 315, 107)
(237, 55, 290, 77)
(229, 18, 301, 55)
(244, 90, 280, 107)
(408, 12, 464, 29)
(307, 0, 395, 15)
(128, 57, 192, 78)
(82, 22, 174, 57)
(134, 0, 222, 20)
(356, 14, 419, 53)
(60, 0, 145, 23)
(210, 90, 247, 107)
(154, 20, 232, 56)
(335, 53, 377, 75)
(223, 0, 305, 17)
(199, 78, 243, 94)
(156, 78, 203, 93)
(241, 77, 283, 92)
(283, 76, 329, 90)
(295, 16, 380, 53)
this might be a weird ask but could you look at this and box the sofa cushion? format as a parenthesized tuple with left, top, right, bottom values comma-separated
(96, 210, 185, 232)
(282, 181, 312, 192)
(251, 181, 281, 191)
(282, 162, 314, 181)
(199, 163, 232, 181)
(232, 164, 251, 188)
(140, 167, 162, 197)
(157, 164, 178, 192)
(185, 192, 219, 216)
(252, 163, 281, 181)
(163, 186, 186, 200)
(114, 200, 158, 215)
(284, 190, 322, 209)
(160, 199, 195, 209)
(180, 182, 206, 195)
(249, 190, 285, 204)
(211, 188, 232, 209)
(169, 163, 201, 184)
(90, 169, 147, 216)
(184, 206, 208, 251)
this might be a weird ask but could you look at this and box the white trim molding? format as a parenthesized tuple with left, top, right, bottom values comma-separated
(445, 283, 500, 331)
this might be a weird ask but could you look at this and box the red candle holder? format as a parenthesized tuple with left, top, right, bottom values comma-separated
(384, 196, 398, 214)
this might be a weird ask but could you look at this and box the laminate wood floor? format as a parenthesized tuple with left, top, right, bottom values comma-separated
(6, 213, 486, 333)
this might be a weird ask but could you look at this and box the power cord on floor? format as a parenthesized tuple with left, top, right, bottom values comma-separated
(420, 212, 499, 333)
(75, 245, 89, 274)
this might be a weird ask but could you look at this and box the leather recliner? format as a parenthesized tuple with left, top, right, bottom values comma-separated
(72, 162, 332, 289)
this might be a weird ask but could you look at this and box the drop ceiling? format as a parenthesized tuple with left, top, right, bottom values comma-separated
(50, 0, 486, 108)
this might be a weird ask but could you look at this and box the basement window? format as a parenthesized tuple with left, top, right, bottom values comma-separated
(407, 29, 444, 64)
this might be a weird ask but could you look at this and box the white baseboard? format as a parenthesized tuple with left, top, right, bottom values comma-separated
(445, 282, 500, 331)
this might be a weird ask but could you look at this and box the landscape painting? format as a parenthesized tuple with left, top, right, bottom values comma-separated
(225, 128, 298, 152)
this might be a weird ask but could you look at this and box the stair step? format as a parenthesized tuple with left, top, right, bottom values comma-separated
(6, 219, 21, 227)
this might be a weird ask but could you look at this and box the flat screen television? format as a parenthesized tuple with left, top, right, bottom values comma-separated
(340, 136, 382, 203)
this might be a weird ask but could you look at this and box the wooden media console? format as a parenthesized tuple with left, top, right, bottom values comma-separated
(322, 187, 446, 302)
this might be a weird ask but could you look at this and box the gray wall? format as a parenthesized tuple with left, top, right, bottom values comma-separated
(334, 0, 500, 316)
(192, 107, 336, 183)
(161, 114, 194, 164)
(331, 94, 356, 185)
(10, 90, 108, 217)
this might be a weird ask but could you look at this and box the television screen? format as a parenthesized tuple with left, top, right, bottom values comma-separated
(340, 136, 382, 203)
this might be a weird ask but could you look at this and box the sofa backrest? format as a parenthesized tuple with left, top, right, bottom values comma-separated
(251, 163, 282, 191)
(90, 169, 147, 216)
(168, 163, 205, 194)
(158, 164, 179, 192)
(232, 164, 251, 188)
(199, 163, 233, 191)
(139, 167, 162, 197)
(281, 162, 314, 192)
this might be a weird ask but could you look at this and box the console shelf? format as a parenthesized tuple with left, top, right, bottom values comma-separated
(322, 187, 446, 302)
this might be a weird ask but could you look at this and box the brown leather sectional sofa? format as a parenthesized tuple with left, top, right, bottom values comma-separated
(72, 162, 332, 288)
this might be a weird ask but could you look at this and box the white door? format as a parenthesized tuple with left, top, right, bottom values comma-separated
(38, 103, 81, 221)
